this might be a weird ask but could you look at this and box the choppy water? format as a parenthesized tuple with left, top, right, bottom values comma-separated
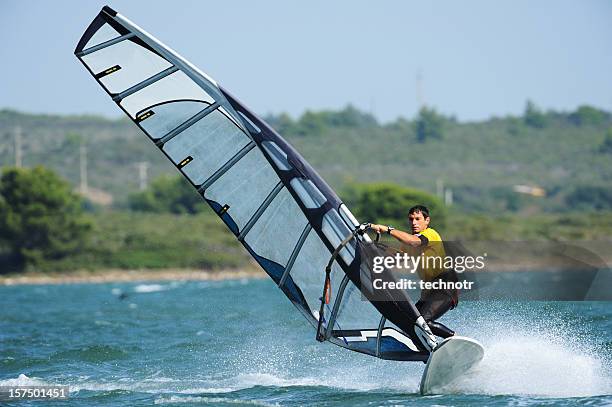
(1, 278, 611, 406)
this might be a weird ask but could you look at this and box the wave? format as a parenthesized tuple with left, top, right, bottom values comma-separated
(424, 303, 612, 397)
(0, 374, 50, 387)
(154, 395, 278, 406)
(133, 284, 170, 293)
(2, 302, 609, 401)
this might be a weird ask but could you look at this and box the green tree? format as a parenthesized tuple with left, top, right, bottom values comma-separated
(128, 175, 203, 214)
(569, 105, 608, 127)
(326, 105, 378, 128)
(385, 117, 412, 132)
(506, 116, 525, 136)
(63, 132, 83, 148)
(342, 182, 446, 229)
(566, 185, 612, 211)
(293, 110, 326, 137)
(524, 100, 547, 128)
(288, 105, 378, 137)
(599, 128, 612, 154)
(265, 112, 295, 136)
(414, 107, 444, 143)
(0, 166, 92, 268)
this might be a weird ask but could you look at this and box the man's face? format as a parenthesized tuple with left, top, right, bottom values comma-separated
(408, 211, 430, 233)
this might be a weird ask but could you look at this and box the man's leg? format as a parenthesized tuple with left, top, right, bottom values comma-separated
(427, 321, 455, 338)
(416, 292, 455, 339)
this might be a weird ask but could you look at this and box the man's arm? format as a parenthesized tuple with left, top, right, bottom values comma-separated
(369, 224, 425, 247)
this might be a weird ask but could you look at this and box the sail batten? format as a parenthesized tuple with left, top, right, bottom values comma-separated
(238, 182, 284, 241)
(197, 142, 256, 192)
(78, 32, 135, 57)
(279, 223, 312, 287)
(156, 102, 221, 146)
(112, 66, 178, 102)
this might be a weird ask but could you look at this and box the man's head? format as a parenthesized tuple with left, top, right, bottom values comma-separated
(408, 205, 430, 233)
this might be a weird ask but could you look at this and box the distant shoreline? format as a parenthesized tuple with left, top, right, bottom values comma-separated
(0, 268, 266, 286)
(2, 261, 610, 286)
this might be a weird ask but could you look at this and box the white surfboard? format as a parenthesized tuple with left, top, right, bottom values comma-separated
(419, 336, 484, 395)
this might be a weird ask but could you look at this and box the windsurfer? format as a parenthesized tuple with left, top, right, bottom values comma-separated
(370, 205, 456, 338)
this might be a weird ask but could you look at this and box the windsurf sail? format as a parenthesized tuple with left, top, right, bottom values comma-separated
(75, 6, 435, 361)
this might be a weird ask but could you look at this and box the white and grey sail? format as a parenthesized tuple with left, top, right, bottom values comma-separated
(75, 6, 431, 361)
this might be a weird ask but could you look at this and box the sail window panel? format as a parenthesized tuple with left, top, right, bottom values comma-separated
(204, 149, 279, 232)
(82, 39, 172, 94)
(84, 23, 121, 49)
(322, 209, 356, 266)
(333, 281, 381, 330)
(163, 109, 251, 184)
(289, 231, 343, 316)
(120, 71, 215, 118)
(139, 100, 208, 140)
(290, 178, 327, 209)
(245, 188, 309, 267)
(262, 141, 291, 171)
(218, 106, 244, 132)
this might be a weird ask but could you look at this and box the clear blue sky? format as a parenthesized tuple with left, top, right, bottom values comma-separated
(1, 0, 610, 122)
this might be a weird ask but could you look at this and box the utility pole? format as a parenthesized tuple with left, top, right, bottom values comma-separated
(436, 178, 444, 199)
(137, 161, 149, 190)
(444, 188, 453, 206)
(15, 126, 22, 168)
(80, 142, 88, 194)
(416, 69, 424, 112)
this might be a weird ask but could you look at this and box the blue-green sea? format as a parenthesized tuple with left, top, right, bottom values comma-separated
(1, 278, 611, 406)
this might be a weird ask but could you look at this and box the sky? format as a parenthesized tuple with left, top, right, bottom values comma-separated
(0, 0, 611, 123)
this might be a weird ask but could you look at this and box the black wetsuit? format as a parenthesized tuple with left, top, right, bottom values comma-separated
(416, 269, 457, 338)
(414, 231, 458, 339)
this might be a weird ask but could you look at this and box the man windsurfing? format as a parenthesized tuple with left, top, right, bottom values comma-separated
(370, 205, 457, 339)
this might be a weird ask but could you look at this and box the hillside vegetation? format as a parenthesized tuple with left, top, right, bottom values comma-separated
(0, 103, 612, 213)
(0, 103, 610, 273)
(1, 103, 610, 213)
